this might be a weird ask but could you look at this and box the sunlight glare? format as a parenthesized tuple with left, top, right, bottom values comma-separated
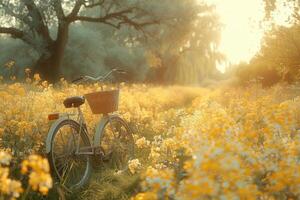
(271, 0, 296, 25)
(204, 0, 297, 72)
(206, 0, 265, 72)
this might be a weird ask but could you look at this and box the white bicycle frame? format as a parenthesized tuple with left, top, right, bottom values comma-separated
(45, 109, 119, 155)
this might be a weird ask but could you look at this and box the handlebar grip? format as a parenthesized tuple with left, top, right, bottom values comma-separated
(72, 76, 83, 83)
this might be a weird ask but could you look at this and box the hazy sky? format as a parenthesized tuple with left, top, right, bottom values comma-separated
(206, 0, 294, 72)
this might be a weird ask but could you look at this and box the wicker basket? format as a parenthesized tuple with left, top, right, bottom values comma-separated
(84, 90, 119, 114)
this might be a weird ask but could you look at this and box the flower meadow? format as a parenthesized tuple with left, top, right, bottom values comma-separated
(1, 77, 300, 199)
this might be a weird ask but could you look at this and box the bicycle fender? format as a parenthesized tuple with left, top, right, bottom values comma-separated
(94, 114, 119, 145)
(45, 117, 69, 154)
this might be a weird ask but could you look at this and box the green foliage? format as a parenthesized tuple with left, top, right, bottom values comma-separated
(141, 1, 223, 84)
(236, 24, 300, 86)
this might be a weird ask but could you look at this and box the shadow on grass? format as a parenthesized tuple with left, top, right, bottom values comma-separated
(74, 168, 141, 200)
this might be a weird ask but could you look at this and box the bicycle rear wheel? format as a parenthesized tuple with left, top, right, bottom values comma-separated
(100, 116, 134, 172)
(48, 119, 92, 190)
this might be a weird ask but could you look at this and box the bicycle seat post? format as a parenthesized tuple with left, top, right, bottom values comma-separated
(77, 107, 85, 125)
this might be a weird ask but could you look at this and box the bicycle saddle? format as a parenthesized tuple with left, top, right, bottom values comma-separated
(63, 96, 85, 108)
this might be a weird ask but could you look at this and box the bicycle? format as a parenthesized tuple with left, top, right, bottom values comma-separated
(45, 69, 134, 190)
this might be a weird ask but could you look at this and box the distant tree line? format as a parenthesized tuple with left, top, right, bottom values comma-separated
(236, 0, 300, 86)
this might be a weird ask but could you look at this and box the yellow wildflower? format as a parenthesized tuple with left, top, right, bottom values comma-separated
(128, 159, 141, 174)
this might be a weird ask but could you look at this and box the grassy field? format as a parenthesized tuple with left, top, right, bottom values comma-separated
(1, 79, 300, 199)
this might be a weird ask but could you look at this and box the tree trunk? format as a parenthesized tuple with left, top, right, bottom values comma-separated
(34, 50, 61, 82)
(34, 23, 69, 83)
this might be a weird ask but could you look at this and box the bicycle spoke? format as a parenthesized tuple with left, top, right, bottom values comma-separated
(54, 152, 69, 161)
(57, 157, 70, 172)
(116, 126, 125, 139)
(109, 121, 118, 138)
(62, 161, 74, 185)
(68, 162, 78, 185)
(59, 129, 67, 147)
(59, 162, 70, 180)
(67, 156, 87, 185)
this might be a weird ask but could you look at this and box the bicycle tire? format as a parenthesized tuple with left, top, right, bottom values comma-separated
(100, 116, 135, 172)
(47, 119, 92, 190)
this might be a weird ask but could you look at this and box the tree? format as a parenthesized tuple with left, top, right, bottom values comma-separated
(237, 0, 300, 85)
(235, 23, 300, 86)
(257, 25, 300, 82)
(0, 0, 158, 82)
(139, 1, 223, 84)
(264, 0, 276, 19)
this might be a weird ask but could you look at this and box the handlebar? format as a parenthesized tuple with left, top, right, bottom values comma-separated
(72, 76, 84, 83)
(72, 68, 127, 83)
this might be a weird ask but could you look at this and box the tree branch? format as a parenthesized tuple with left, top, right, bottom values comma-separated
(52, 0, 65, 21)
(71, 7, 134, 22)
(71, 15, 107, 23)
(0, 27, 24, 38)
(68, 4, 159, 31)
(117, 15, 160, 30)
(67, 0, 85, 21)
(24, 0, 51, 40)
(293, 12, 300, 23)
(0, 27, 36, 46)
(74, 14, 158, 31)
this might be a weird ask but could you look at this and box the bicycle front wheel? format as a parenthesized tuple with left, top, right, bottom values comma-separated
(48, 119, 92, 190)
(100, 116, 134, 172)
